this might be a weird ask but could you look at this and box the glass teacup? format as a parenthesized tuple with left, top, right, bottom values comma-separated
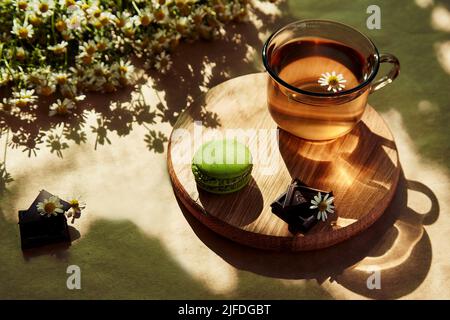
(262, 19, 400, 141)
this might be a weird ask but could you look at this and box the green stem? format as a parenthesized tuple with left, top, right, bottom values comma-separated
(3, 59, 15, 82)
(131, 1, 141, 15)
(3, 129, 9, 166)
(51, 12, 56, 44)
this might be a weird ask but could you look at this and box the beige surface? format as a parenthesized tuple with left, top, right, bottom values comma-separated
(0, 0, 449, 299)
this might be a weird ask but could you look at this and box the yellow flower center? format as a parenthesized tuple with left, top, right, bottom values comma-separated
(328, 76, 339, 86)
(16, 100, 28, 108)
(154, 10, 165, 21)
(141, 15, 151, 26)
(57, 105, 68, 114)
(82, 55, 93, 64)
(318, 201, 328, 212)
(176, 23, 186, 33)
(30, 15, 42, 26)
(124, 28, 134, 37)
(44, 202, 56, 213)
(56, 75, 67, 84)
(85, 45, 96, 55)
(16, 50, 26, 60)
(97, 42, 106, 51)
(70, 199, 79, 208)
(116, 18, 126, 28)
(66, 0, 76, 6)
(53, 46, 66, 55)
(94, 68, 104, 76)
(56, 20, 66, 32)
(18, 27, 29, 38)
(39, 3, 49, 13)
(100, 16, 109, 26)
(70, 16, 79, 26)
(18, 1, 27, 10)
(41, 86, 54, 96)
(119, 66, 128, 73)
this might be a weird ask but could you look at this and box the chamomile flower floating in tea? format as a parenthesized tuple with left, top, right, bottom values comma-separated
(310, 192, 335, 221)
(318, 71, 347, 93)
(36, 196, 64, 217)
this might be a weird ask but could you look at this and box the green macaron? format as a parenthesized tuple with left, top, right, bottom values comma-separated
(192, 139, 253, 194)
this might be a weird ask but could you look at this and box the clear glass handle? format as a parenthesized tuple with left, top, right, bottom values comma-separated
(370, 53, 400, 93)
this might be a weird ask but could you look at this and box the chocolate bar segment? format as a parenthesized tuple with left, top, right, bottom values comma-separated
(18, 190, 71, 250)
(270, 179, 333, 234)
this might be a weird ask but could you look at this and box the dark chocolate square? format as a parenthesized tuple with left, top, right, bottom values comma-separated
(18, 190, 71, 250)
(270, 179, 334, 234)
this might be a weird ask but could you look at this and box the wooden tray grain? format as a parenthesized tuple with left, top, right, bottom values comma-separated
(167, 73, 400, 251)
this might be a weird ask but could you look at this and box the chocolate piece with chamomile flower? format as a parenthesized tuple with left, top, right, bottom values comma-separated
(192, 139, 253, 194)
(18, 190, 71, 250)
(270, 179, 334, 234)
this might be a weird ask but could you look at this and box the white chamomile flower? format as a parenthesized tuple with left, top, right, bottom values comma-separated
(49, 98, 75, 116)
(55, 72, 70, 85)
(66, 196, 86, 222)
(0, 68, 12, 85)
(76, 51, 96, 65)
(155, 51, 173, 74)
(59, 83, 78, 99)
(94, 35, 109, 51)
(58, 0, 76, 7)
(80, 40, 97, 56)
(36, 196, 64, 217)
(114, 11, 132, 28)
(318, 71, 347, 93)
(139, 8, 154, 27)
(36, 80, 56, 96)
(154, 29, 168, 44)
(98, 11, 115, 26)
(13, 0, 29, 11)
(114, 59, 135, 78)
(12, 89, 37, 108)
(153, 5, 170, 23)
(48, 41, 68, 55)
(66, 8, 86, 30)
(175, 16, 191, 33)
(34, 0, 56, 18)
(86, 3, 101, 18)
(310, 192, 335, 221)
(15, 47, 27, 61)
(11, 19, 34, 39)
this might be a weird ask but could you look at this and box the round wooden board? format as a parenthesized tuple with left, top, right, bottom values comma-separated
(167, 73, 400, 251)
